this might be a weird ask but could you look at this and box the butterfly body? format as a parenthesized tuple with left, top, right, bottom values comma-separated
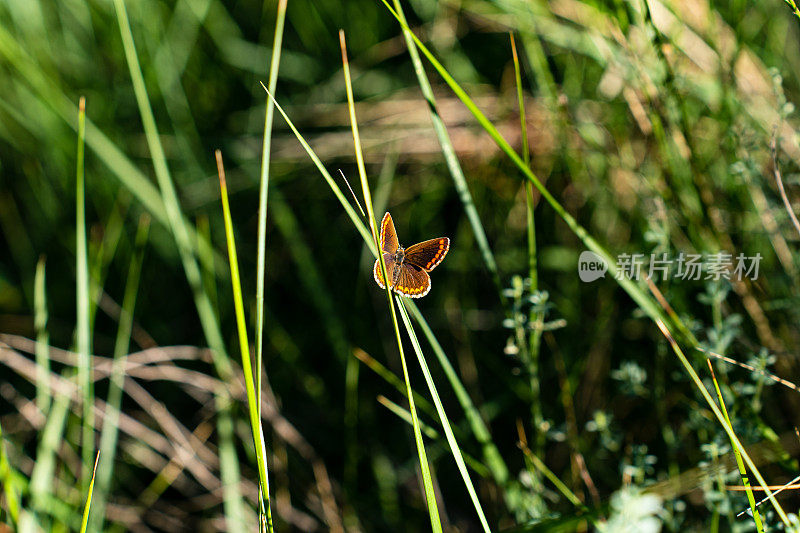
(373, 212, 449, 298)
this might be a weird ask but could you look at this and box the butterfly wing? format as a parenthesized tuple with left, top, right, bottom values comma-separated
(380, 212, 399, 254)
(393, 263, 431, 298)
(404, 237, 449, 272)
(373, 253, 396, 289)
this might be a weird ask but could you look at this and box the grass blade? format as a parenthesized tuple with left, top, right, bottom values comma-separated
(516, 421, 585, 510)
(404, 301, 510, 486)
(655, 319, 789, 526)
(34, 255, 50, 415)
(75, 95, 94, 489)
(397, 300, 491, 532)
(0, 420, 21, 526)
(511, 33, 545, 456)
(256, 0, 288, 420)
(339, 30, 441, 531)
(378, 396, 492, 479)
(379, 396, 440, 440)
(216, 393, 248, 531)
(79, 452, 100, 533)
(111, 1, 247, 525)
(257, 82, 372, 247)
(29, 390, 70, 520)
(91, 214, 150, 531)
(353, 348, 438, 418)
(111, 0, 234, 381)
(216, 151, 274, 531)
(706, 360, 763, 531)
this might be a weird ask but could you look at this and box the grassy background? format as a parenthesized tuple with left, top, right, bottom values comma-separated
(2, 0, 800, 530)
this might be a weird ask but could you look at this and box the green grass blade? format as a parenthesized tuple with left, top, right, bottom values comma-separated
(34, 255, 50, 415)
(29, 389, 70, 518)
(379, 396, 492, 479)
(258, 83, 373, 248)
(339, 31, 441, 531)
(353, 348, 438, 418)
(510, 34, 534, 288)
(91, 214, 150, 531)
(511, 33, 545, 456)
(392, 0, 505, 305)
(404, 302, 509, 485)
(111, 2, 247, 525)
(75, 95, 94, 489)
(785, 0, 800, 21)
(111, 0, 234, 381)
(256, 0, 288, 421)
(79, 452, 100, 533)
(356, 149, 397, 277)
(707, 360, 764, 531)
(656, 320, 789, 526)
(516, 422, 585, 510)
(196, 215, 220, 314)
(87, 194, 129, 335)
(217, 392, 248, 531)
(216, 151, 274, 531)
(379, 396, 440, 440)
(0, 420, 21, 525)
(397, 300, 491, 532)
(196, 215, 247, 530)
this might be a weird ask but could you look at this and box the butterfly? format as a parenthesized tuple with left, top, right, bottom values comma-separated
(373, 212, 450, 298)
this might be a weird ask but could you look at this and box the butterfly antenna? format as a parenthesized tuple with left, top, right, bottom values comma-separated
(338, 169, 366, 219)
(696, 347, 800, 393)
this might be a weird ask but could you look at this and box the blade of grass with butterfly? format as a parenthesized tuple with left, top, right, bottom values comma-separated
(339, 30, 442, 531)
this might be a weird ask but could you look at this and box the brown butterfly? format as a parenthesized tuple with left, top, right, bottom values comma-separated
(373, 212, 449, 298)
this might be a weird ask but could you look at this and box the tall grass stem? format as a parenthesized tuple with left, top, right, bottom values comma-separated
(216, 151, 274, 530)
(339, 30, 442, 531)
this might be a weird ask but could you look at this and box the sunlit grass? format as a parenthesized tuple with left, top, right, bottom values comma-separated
(216, 151, 274, 530)
(340, 30, 442, 530)
(78, 452, 100, 533)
